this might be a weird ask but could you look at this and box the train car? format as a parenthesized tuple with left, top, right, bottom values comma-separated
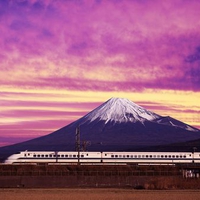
(101, 152, 194, 164)
(4, 151, 102, 164)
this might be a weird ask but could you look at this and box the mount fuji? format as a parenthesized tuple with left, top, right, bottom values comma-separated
(0, 97, 200, 161)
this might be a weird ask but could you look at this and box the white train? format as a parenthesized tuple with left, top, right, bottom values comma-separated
(4, 151, 200, 164)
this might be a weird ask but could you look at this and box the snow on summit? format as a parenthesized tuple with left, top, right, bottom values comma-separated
(82, 97, 160, 124)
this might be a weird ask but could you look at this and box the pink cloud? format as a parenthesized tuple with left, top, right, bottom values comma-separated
(0, 0, 200, 91)
(1, 0, 200, 146)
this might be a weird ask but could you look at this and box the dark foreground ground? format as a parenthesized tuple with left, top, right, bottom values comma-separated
(1, 164, 200, 189)
(1, 189, 200, 200)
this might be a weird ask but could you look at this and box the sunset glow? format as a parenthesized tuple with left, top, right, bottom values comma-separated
(0, 0, 200, 147)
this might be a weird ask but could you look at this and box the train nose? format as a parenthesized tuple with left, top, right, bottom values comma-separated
(4, 154, 20, 164)
(4, 159, 12, 164)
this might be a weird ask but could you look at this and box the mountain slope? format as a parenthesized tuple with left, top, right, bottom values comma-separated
(0, 97, 199, 161)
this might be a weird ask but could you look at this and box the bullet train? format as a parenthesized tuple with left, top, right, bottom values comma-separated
(4, 151, 200, 164)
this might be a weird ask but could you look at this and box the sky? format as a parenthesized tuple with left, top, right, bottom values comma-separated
(0, 0, 200, 147)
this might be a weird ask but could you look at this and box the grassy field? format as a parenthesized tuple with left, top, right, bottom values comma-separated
(1, 189, 200, 200)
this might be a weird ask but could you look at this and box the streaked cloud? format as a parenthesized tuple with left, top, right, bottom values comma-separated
(0, 0, 200, 146)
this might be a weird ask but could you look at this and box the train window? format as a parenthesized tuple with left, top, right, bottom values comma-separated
(115, 155, 118, 158)
(142, 155, 145, 158)
(184, 155, 186, 158)
(153, 155, 156, 158)
(130, 155, 133, 158)
(37, 155, 40, 157)
(87, 154, 89, 156)
(49, 155, 52, 158)
(24, 154, 26, 156)
(127, 155, 129, 158)
(157, 155, 160, 158)
(150, 155, 152, 158)
(53, 155, 56, 157)
(134, 155, 137, 158)
(65, 155, 68, 157)
(172, 155, 175, 158)
(169, 155, 171, 158)
(111, 155, 114, 158)
(161, 155, 163, 158)
(41, 155, 44, 157)
(61, 155, 64, 158)
(28, 154, 30, 156)
(123, 155, 125, 158)
(81, 155, 84, 158)
(119, 155, 122, 158)
(180, 155, 182, 158)
(176, 155, 179, 158)
(45, 155, 48, 157)
(146, 155, 148, 158)
(138, 155, 141, 158)
(69, 155, 72, 158)
(73, 155, 76, 158)
(33, 155, 36, 157)
(57, 155, 60, 157)
(165, 155, 167, 158)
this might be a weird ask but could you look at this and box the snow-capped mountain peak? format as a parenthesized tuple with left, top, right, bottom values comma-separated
(82, 97, 160, 124)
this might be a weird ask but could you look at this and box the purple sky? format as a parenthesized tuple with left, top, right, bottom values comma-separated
(0, 0, 200, 147)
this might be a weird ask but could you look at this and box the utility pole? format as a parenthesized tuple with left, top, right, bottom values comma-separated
(82, 141, 91, 151)
(192, 147, 197, 164)
(75, 125, 80, 165)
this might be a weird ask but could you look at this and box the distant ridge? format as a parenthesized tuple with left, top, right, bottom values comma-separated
(0, 97, 199, 161)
